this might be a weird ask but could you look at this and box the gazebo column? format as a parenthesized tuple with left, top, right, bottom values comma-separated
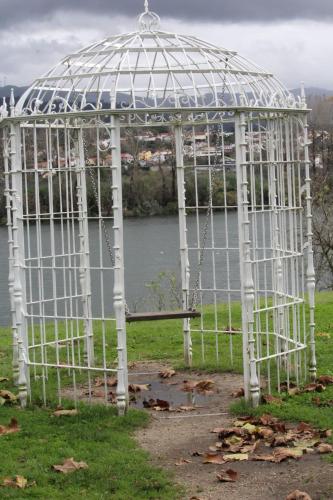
(175, 124, 192, 367)
(303, 111, 316, 380)
(111, 116, 128, 415)
(10, 120, 29, 406)
(236, 112, 260, 407)
(3, 128, 19, 385)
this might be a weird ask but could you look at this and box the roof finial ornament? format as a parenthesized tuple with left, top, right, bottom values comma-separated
(138, 0, 160, 32)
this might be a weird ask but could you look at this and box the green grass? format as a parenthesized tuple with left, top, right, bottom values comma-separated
(0, 405, 180, 499)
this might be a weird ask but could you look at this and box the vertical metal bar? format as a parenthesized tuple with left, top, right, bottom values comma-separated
(236, 111, 259, 405)
(3, 127, 19, 385)
(10, 121, 29, 406)
(175, 124, 192, 366)
(302, 110, 317, 379)
(112, 115, 128, 415)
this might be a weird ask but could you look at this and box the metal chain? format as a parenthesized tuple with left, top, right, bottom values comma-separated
(189, 125, 223, 310)
(82, 135, 131, 316)
(189, 57, 229, 310)
(82, 138, 115, 268)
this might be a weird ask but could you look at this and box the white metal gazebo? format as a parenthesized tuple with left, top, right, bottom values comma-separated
(2, 1, 316, 414)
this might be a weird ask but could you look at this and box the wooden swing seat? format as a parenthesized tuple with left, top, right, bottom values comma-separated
(126, 310, 201, 323)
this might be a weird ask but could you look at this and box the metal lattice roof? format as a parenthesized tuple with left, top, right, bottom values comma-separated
(16, 2, 303, 115)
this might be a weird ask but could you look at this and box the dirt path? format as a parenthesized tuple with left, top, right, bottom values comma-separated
(133, 363, 333, 500)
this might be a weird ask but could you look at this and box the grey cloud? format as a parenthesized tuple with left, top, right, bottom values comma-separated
(1, 0, 333, 28)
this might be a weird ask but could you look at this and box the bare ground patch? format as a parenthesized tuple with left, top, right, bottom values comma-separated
(132, 363, 333, 500)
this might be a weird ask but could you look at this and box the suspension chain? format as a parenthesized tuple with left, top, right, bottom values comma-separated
(189, 57, 229, 310)
(189, 124, 223, 310)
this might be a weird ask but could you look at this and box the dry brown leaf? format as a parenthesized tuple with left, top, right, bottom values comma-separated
(143, 398, 170, 411)
(320, 429, 332, 438)
(2, 475, 29, 489)
(176, 406, 196, 412)
(315, 443, 333, 454)
(262, 394, 283, 405)
(94, 376, 117, 387)
(257, 427, 274, 439)
(203, 453, 225, 464)
(52, 458, 88, 474)
(316, 332, 330, 338)
(260, 414, 278, 426)
(53, 409, 78, 417)
(273, 447, 303, 462)
(217, 469, 238, 482)
(182, 379, 215, 394)
(159, 369, 176, 379)
(304, 383, 325, 393)
(0, 418, 19, 436)
(286, 490, 312, 500)
(231, 388, 245, 398)
(175, 458, 192, 466)
(242, 423, 258, 434)
(223, 453, 248, 462)
(317, 375, 333, 386)
(0, 390, 17, 402)
(128, 383, 150, 393)
(296, 422, 314, 434)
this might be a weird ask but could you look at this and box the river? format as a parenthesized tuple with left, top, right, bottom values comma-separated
(0, 212, 241, 326)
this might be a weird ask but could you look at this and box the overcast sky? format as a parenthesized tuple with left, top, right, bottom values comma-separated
(1, 0, 333, 90)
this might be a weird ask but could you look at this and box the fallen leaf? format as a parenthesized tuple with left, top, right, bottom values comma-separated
(315, 443, 333, 454)
(0, 377, 9, 383)
(182, 379, 215, 394)
(94, 377, 117, 387)
(316, 332, 330, 338)
(257, 427, 274, 439)
(260, 414, 278, 426)
(303, 383, 325, 393)
(176, 406, 196, 412)
(296, 422, 314, 434)
(242, 423, 258, 435)
(317, 375, 333, 386)
(288, 387, 301, 396)
(225, 435, 243, 446)
(273, 447, 303, 462)
(203, 453, 225, 464)
(0, 418, 19, 436)
(320, 429, 332, 438)
(217, 469, 238, 482)
(128, 383, 150, 393)
(231, 388, 245, 398)
(52, 458, 88, 474)
(223, 453, 248, 462)
(159, 369, 176, 379)
(143, 398, 170, 411)
(2, 476, 28, 489)
(0, 390, 17, 402)
(175, 458, 191, 466)
(53, 409, 78, 417)
(286, 490, 312, 500)
(262, 394, 283, 405)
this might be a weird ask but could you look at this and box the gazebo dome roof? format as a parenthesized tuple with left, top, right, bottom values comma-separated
(16, 3, 302, 116)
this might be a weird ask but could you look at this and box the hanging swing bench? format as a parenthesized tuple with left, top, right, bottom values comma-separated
(125, 309, 201, 323)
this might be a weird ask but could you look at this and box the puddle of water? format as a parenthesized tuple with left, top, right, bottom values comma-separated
(129, 379, 212, 409)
